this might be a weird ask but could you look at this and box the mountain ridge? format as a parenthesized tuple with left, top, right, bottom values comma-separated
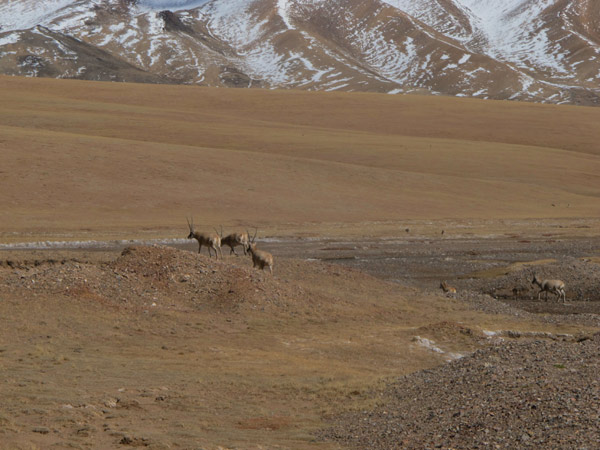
(1, 0, 599, 104)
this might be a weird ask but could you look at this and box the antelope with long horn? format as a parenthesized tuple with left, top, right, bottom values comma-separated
(220, 229, 250, 256)
(532, 274, 566, 303)
(247, 228, 273, 274)
(186, 217, 223, 259)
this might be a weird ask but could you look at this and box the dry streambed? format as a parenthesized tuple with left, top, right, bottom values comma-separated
(315, 237, 600, 448)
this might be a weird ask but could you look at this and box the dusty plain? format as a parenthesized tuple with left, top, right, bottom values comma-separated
(0, 76, 599, 448)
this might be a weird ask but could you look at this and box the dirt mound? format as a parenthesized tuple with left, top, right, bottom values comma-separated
(0, 245, 303, 314)
(321, 333, 600, 449)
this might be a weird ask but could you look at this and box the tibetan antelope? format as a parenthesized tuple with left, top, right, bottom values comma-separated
(221, 230, 250, 256)
(440, 281, 457, 296)
(186, 217, 223, 259)
(247, 229, 273, 274)
(531, 275, 566, 303)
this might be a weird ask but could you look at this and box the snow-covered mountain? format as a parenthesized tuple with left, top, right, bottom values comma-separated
(1, 0, 599, 104)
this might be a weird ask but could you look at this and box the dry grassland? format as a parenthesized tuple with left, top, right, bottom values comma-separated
(1, 75, 599, 241)
(1, 77, 599, 448)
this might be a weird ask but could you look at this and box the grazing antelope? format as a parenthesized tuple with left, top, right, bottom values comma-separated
(531, 275, 566, 303)
(186, 217, 223, 259)
(221, 230, 250, 256)
(247, 229, 273, 274)
(440, 281, 457, 296)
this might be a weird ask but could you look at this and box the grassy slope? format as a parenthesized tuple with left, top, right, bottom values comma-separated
(1, 76, 600, 239)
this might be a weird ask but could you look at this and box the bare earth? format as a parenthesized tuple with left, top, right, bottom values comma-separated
(0, 77, 599, 449)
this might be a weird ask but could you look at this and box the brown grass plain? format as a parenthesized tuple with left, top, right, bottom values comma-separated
(1, 75, 600, 241)
(1, 76, 600, 449)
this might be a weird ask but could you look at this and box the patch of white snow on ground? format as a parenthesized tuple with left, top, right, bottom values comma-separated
(412, 336, 464, 361)
(0, 31, 21, 46)
(277, 0, 294, 29)
(482, 330, 499, 337)
(459, 53, 471, 64)
(289, 52, 332, 83)
(413, 336, 444, 353)
(116, 28, 139, 46)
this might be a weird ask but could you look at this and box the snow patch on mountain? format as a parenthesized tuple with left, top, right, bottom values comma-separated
(137, 0, 210, 10)
(1, 0, 599, 104)
(454, 0, 568, 74)
(0, 0, 75, 32)
(202, 0, 267, 49)
(357, 28, 418, 84)
(384, 0, 572, 77)
(382, 0, 472, 41)
(0, 31, 21, 47)
(277, 0, 295, 30)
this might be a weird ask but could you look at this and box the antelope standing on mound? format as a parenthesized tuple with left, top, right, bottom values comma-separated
(221, 230, 250, 256)
(440, 281, 457, 296)
(531, 275, 566, 303)
(186, 217, 223, 259)
(247, 229, 273, 274)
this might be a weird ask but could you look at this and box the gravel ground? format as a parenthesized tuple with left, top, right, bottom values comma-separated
(267, 235, 600, 325)
(321, 333, 600, 449)
(290, 235, 600, 448)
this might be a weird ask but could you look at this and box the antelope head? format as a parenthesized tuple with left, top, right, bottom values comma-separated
(214, 225, 224, 240)
(186, 217, 195, 239)
(246, 227, 258, 251)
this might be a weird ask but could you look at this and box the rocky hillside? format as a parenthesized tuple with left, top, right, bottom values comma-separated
(321, 333, 600, 449)
(1, 0, 599, 104)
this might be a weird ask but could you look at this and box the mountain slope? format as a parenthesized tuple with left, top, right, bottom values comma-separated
(0, 0, 599, 104)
